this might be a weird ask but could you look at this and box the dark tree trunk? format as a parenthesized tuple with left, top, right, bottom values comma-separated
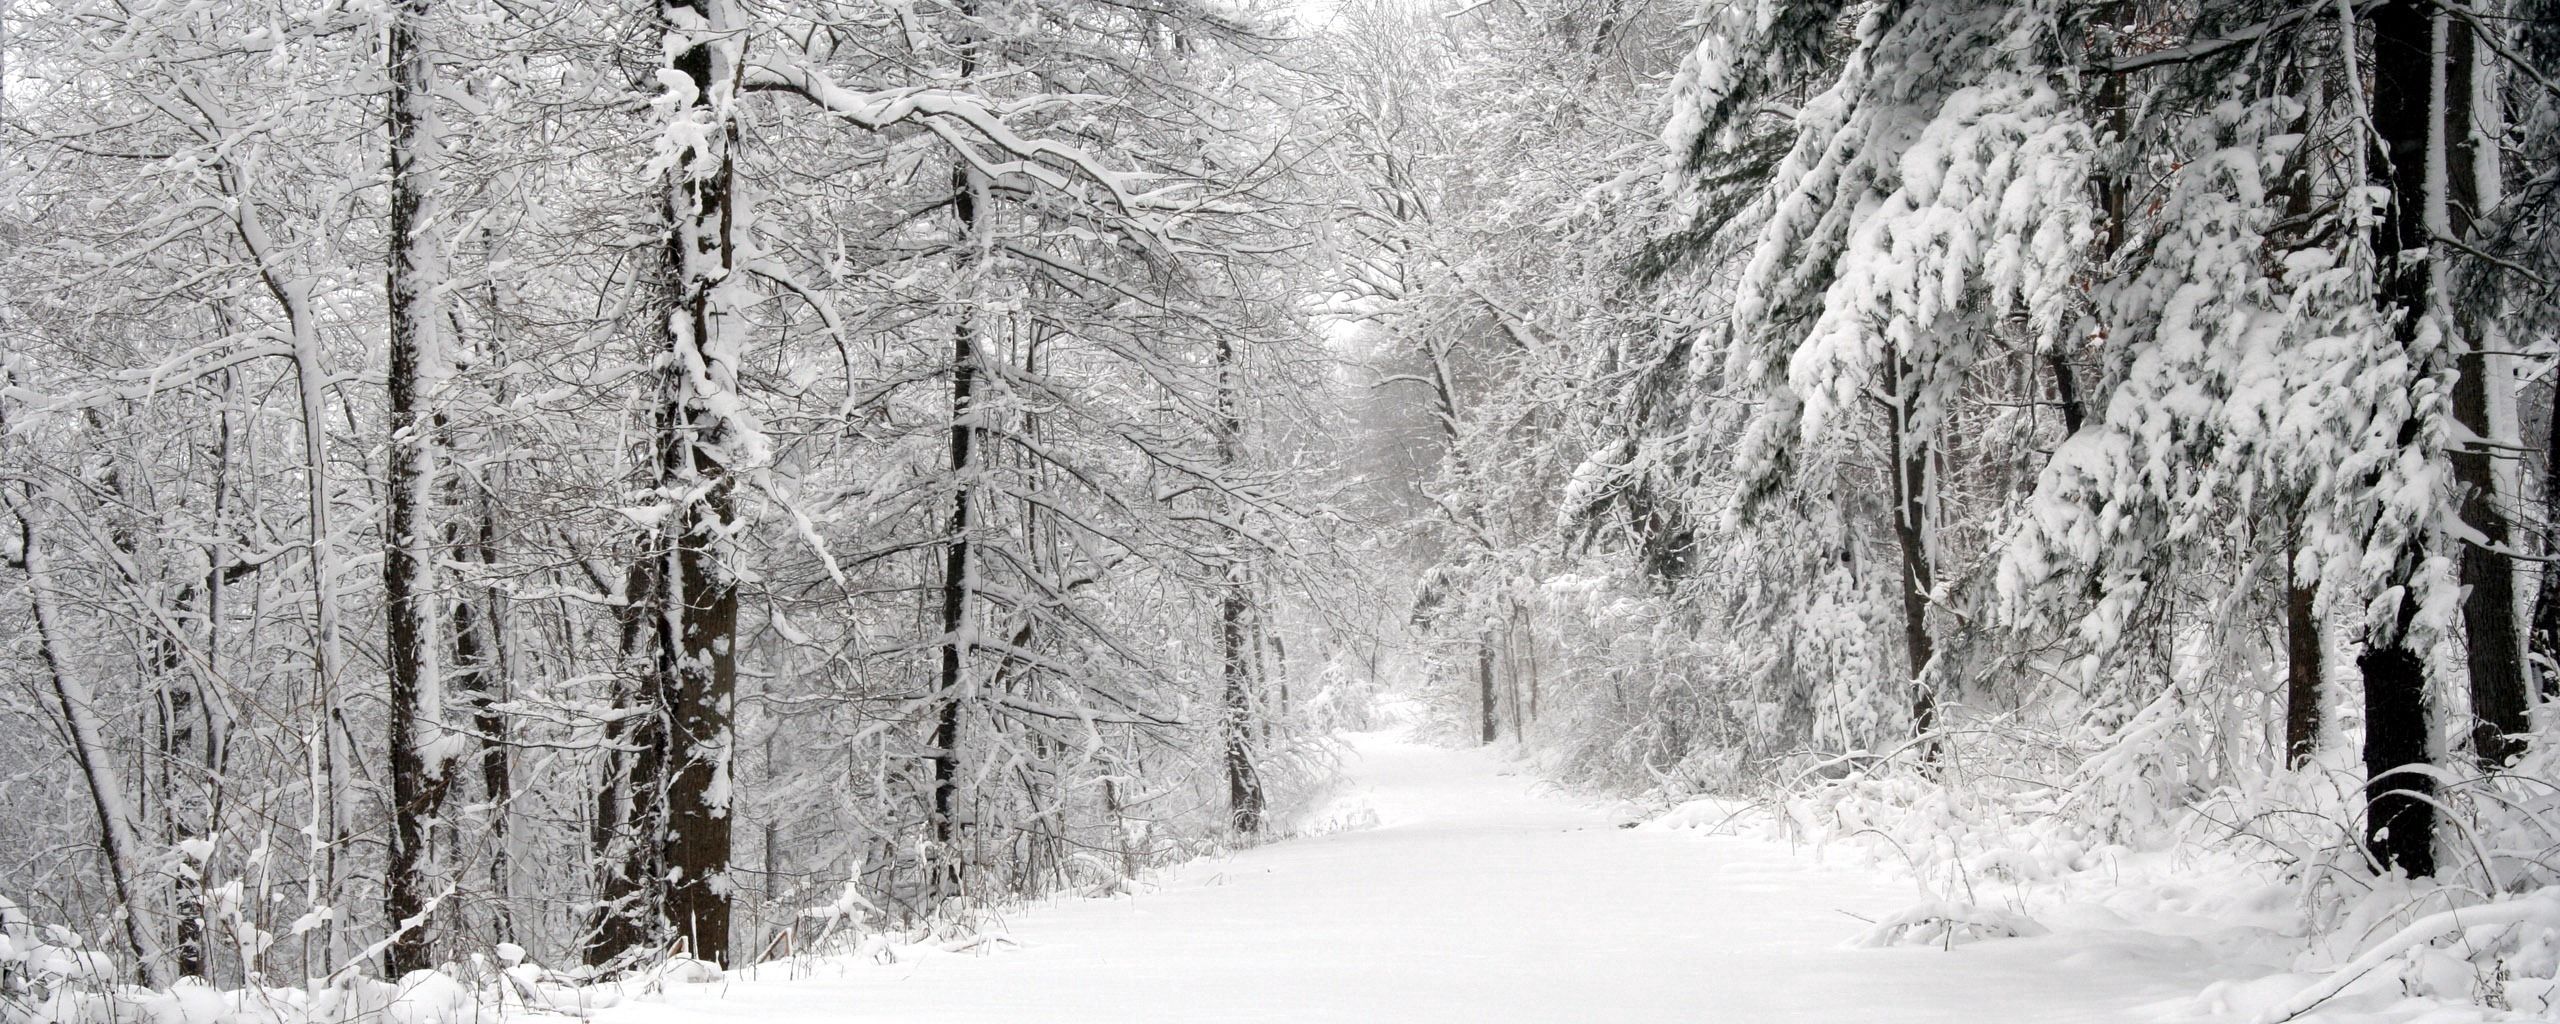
(1883, 356, 1939, 762)
(2533, 384, 2560, 695)
(2046, 356, 2085, 436)
(1222, 585, 1267, 832)
(2273, 61, 2326, 773)
(930, 161, 981, 903)
(587, 563, 665, 968)
(2357, 0, 2462, 876)
(2361, 586, 2437, 877)
(1259, 604, 1291, 727)
(382, 0, 449, 973)
(448, 473, 510, 936)
(1503, 617, 1524, 736)
(2285, 541, 2323, 767)
(464, 187, 520, 941)
(1522, 607, 1540, 729)
(1477, 637, 1498, 744)
(584, 658, 658, 965)
(656, 470, 735, 964)
(1216, 336, 1267, 833)
(2438, 20, 2528, 768)
(155, 629, 210, 979)
(2531, 4, 2560, 697)
(2456, 455, 2528, 767)
(618, 0, 744, 965)
(2058, 2, 2126, 442)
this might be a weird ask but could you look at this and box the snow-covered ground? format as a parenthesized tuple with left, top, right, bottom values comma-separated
(606, 728, 2269, 1022)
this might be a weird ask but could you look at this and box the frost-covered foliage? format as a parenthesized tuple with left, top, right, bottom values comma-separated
(1315, 0, 2560, 1018)
(10, 0, 2560, 1014)
(0, 0, 1356, 988)
(1304, 0, 1709, 752)
(1708, 0, 2092, 494)
(0, 890, 711, 1024)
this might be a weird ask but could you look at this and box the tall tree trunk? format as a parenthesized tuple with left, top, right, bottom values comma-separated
(382, 0, 452, 973)
(642, 0, 744, 964)
(1222, 584, 1267, 832)
(2358, 0, 2471, 877)
(290, 262, 349, 975)
(450, 477, 510, 938)
(585, 578, 663, 969)
(182, 362, 244, 981)
(2361, 579, 2435, 877)
(147, 574, 219, 981)
(2533, 383, 2560, 694)
(201, 158, 358, 966)
(1503, 616, 1524, 736)
(463, 217, 517, 939)
(2439, 16, 2526, 768)
(219, 158, 354, 967)
(1521, 604, 1540, 729)
(2274, 62, 2327, 773)
(2060, 0, 2132, 440)
(1216, 335, 1267, 834)
(2285, 526, 2323, 767)
(1258, 597, 1290, 728)
(1883, 355, 1939, 763)
(158, 589, 210, 981)
(1419, 339, 1501, 746)
(929, 159, 983, 903)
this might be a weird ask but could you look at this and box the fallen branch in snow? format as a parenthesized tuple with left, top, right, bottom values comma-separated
(2251, 890, 2560, 1024)
(1849, 901, 2046, 950)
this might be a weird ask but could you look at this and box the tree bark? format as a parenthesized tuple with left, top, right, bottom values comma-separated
(2438, 16, 2527, 768)
(2533, 383, 2560, 694)
(450, 475, 510, 938)
(929, 159, 983, 903)
(1216, 336, 1267, 833)
(2360, 583, 2436, 876)
(1258, 597, 1291, 731)
(584, 581, 662, 969)
(2285, 539, 2323, 767)
(461, 214, 517, 939)
(382, 0, 451, 973)
(1883, 355, 1940, 763)
(638, 0, 744, 963)
(157, 587, 211, 980)
(1222, 583, 1267, 832)
(2357, 0, 2463, 877)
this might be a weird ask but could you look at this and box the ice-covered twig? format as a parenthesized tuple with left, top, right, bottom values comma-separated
(740, 62, 1189, 245)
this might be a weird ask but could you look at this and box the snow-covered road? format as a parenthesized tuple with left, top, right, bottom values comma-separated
(614, 730, 2239, 1022)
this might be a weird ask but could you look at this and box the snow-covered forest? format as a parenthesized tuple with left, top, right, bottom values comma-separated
(4, 0, 2560, 1017)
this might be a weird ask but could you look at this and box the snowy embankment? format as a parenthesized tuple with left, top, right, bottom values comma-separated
(1644, 765, 2560, 1024)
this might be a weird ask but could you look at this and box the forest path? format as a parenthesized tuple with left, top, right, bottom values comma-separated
(617, 726, 2239, 1022)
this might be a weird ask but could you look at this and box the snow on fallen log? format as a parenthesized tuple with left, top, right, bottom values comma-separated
(2251, 888, 2560, 1024)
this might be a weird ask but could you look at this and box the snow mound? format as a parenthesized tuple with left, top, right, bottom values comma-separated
(1851, 901, 2048, 949)
(1287, 789, 1382, 838)
(1643, 796, 1756, 833)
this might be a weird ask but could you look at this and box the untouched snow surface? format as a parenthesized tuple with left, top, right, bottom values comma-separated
(610, 729, 2258, 1022)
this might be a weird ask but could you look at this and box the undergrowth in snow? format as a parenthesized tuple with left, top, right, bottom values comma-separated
(1624, 701, 2560, 1023)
